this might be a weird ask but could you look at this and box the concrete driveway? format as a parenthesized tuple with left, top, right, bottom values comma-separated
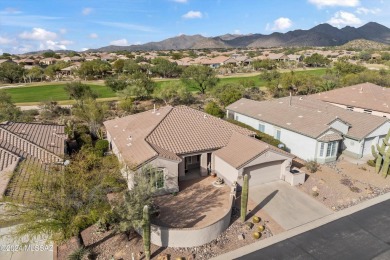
(249, 180, 332, 230)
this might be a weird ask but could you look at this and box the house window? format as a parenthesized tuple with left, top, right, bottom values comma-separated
(149, 168, 165, 189)
(326, 142, 337, 157)
(258, 124, 265, 132)
(275, 129, 281, 140)
(320, 143, 324, 157)
(331, 142, 337, 156)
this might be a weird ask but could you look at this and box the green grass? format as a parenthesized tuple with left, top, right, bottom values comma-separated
(5, 84, 115, 103)
(5, 68, 328, 104)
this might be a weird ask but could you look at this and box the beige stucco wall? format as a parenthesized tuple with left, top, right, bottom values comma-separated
(148, 157, 180, 195)
(214, 156, 239, 185)
(149, 196, 234, 247)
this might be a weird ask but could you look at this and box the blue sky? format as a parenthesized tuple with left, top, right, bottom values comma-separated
(0, 0, 388, 53)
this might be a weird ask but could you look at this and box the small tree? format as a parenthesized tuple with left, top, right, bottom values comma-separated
(0, 90, 21, 121)
(153, 81, 193, 105)
(0, 148, 126, 244)
(181, 65, 219, 94)
(72, 98, 108, 137)
(64, 82, 97, 105)
(112, 166, 159, 236)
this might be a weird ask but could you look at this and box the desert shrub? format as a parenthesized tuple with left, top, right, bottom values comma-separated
(204, 101, 225, 118)
(367, 160, 375, 167)
(312, 191, 319, 197)
(305, 160, 319, 173)
(77, 133, 93, 147)
(67, 247, 90, 260)
(95, 140, 109, 156)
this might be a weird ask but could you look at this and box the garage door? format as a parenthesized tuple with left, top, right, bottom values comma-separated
(244, 160, 282, 186)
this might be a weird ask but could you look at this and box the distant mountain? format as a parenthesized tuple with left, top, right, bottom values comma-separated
(88, 22, 390, 52)
(340, 39, 390, 50)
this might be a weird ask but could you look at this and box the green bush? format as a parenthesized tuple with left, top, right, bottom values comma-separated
(77, 133, 92, 147)
(95, 139, 109, 156)
(367, 160, 375, 167)
(226, 119, 284, 148)
(204, 101, 225, 118)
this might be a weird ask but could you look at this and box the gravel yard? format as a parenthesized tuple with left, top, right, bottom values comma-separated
(298, 158, 390, 211)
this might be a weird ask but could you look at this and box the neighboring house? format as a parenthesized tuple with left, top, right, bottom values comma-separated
(104, 106, 294, 194)
(0, 59, 16, 65)
(267, 53, 289, 62)
(0, 122, 66, 201)
(287, 54, 303, 62)
(200, 56, 230, 68)
(310, 82, 390, 119)
(40, 58, 57, 65)
(226, 97, 390, 163)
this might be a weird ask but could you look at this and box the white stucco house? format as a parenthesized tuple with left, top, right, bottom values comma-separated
(310, 82, 390, 119)
(226, 97, 390, 163)
(104, 106, 295, 194)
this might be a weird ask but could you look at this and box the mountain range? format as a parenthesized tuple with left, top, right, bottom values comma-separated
(89, 22, 390, 52)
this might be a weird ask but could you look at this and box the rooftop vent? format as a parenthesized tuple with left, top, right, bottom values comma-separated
(286, 122, 291, 125)
(298, 115, 303, 118)
(114, 125, 118, 128)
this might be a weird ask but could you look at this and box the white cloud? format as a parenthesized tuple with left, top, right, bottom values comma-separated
(1, 7, 21, 14)
(233, 29, 241, 34)
(308, 0, 360, 8)
(40, 40, 67, 50)
(81, 48, 89, 51)
(356, 7, 381, 14)
(59, 40, 73, 45)
(89, 33, 98, 39)
(182, 11, 203, 19)
(59, 28, 67, 34)
(327, 11, 363, 27)
(172, 0, 188, 3)
(82, 7, 93, 15)
(267, 17, 293, 31)
(0, 36, 14, 44)
(110, 39, 129, 46)
(19, 28, 57, 41)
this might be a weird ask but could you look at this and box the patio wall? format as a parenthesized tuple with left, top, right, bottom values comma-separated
(149, 194, 235, 247)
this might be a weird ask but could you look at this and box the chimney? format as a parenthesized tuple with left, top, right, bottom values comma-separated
(289, 92, 292, 106)
(153, 104, 156, 113)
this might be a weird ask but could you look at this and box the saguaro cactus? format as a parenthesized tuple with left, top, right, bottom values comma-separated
(142, 205, 151, 260)
(372, 129, 390, 177)
(241, 174, 249, 222)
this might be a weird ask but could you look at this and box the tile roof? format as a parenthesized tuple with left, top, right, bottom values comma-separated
(226, 97, 388, 141)
(104, 106, 255, 168)
(0, 122, 66, 201)
(310, 83, 390, 114)
(214, 132, 293, 169)
(104, 107, 173, 167)
(317, 132, 343, 142)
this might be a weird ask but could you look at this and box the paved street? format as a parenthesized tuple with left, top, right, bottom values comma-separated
(249, 180, 332, 230)
(238, 199, 390, 260)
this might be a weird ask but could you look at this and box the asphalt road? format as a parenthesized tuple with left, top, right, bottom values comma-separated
(237, 199, 390, 260)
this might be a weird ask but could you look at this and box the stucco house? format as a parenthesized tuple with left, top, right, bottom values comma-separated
(104, 106, 294, 194)
(310, 82, 390, 119)
(226, 97, 390, 163)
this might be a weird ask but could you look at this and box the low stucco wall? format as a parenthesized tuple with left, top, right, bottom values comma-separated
(149, 195, 234, 248)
